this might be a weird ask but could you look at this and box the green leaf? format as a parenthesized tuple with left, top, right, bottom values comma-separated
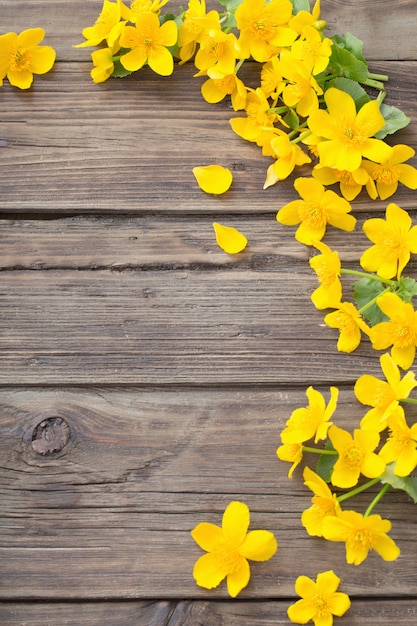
(315, 441, 337, 483)
(328, 39, 369, 83)
(325, 77, 370, 110)
(353, 278, 388, 325)
(216, 0, 240, 28)
(380, 462, 417, 503)
(394, 276, 417, 303)
(375, 103, 411, 139)
(290, 0, 311, 14)
(111, 59, 134, 79)
(342, 32, 366, 64)
(283, 108, 300, 130)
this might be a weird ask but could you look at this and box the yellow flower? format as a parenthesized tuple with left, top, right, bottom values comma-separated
(120, 12, 177, 76)
(280, 386, 338, 445)
(362, 144, 417, 200)
(379, 405, 417, 476)
(279, 50, 322, 117)
(194, 26, 238, 79)
(309, 240, 342, 310)
(263, 131, 312, 189)
(355, 352, 417, 432)
(276, 442, 304, 478)
(301, 467, 342, 537)
(212, 223, 248, 254)
(308, 88, 392, 172)
(360, 203, 417, 280)
(287, 570, 351, 626)
(230, 87, 277, 146)
(120, 0, 169, 22)
(277, 177, 356, 245)
(201, 73, 247, 110)
(369, 292, 417, 370)
(191, 501, 277, 597)
(177, 1, 218, 64)
(291, 24, 333, 75)
(235, 0, 297, 62)
(260, 55, 284, 99)
(322, 509, 400, 565)
(312, 164, 377, 201)
(193, 164, 233, 194)
(328, 425, 385, 488)
(74, 0, 125, 48)
(324, 301, 370, 353)
(0, 28, 56, 90)
(90, 46, 118, 83)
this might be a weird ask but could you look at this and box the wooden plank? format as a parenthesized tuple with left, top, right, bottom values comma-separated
(0, 267, 390, 385)
(1, 212, 402, 270)
(1, 388, 416, 599)
(0, 59, 416, 214)
(1, 0, 416, 61)
(2, 599, 417, 625)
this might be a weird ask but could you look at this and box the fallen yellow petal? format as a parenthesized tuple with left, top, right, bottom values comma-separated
(193, 165, 233, 194)
(213, 222, 248, 254)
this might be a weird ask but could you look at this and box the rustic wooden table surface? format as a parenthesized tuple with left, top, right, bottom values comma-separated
(1, 1, 417, 624)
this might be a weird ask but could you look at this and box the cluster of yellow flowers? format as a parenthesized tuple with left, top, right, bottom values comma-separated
(74, 0, 417, 623)
(3, 0, 417, 623)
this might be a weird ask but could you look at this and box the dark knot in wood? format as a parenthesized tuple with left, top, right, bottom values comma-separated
(31, 417, 70, 455)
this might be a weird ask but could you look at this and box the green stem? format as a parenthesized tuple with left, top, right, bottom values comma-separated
(400, 397, 417, 405)
(358, 286, 390, 314)
(362, 78, 387, 90)
(340, 268, 395, 286)
(337, 478, 380, 503)
(291, 129, 312, 145)
(364, 483, 390, 517)
(302, 445, 338, 455)
(234, 58, 245, 74)
(268, 106, 289, 115)
(368, 72, 389, 82)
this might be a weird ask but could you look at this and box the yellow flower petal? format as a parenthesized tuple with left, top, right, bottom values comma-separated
(192, 552, 229, 590)
(193, 165, 233, 194)
(226, 557, 250, 597)
(239, 530, 278, 561)
(191, 522, 224, 552)
(222, 501, 250, 545)
(213, 222, 248, 254)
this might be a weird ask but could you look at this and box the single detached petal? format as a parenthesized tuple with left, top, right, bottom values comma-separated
(193, 165, 233, 194)
(213, 223, 248, 254)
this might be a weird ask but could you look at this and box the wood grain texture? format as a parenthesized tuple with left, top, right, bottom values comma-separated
(1, 213, 417, 270)
(2, 599, 417, 625)
(1, 388, 416, 599)
(0, 267, 392, 385)
(1, 0, 417, 618)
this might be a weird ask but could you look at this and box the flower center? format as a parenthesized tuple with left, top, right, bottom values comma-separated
(344, 444, 364, 469)
(313, 594, 331, 616)
(374, 164, 400, 185)
(299, 203, 326, 229)
(393, 323, 416, 348)
(353, 527, 372, 549)
(10, 47, 31, 72)
(252, 19, 274, 40)
(213, 545, 241, 573)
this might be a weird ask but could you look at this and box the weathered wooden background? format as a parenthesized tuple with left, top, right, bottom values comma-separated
(1, 1, 417, 624)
